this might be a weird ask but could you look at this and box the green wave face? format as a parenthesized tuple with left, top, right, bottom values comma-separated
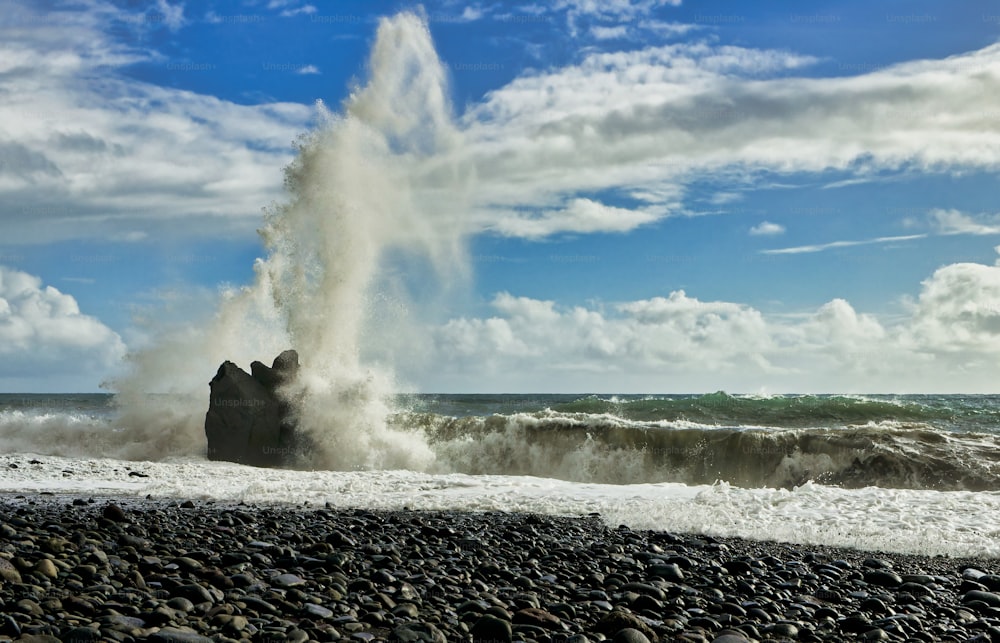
(548, 392, 974, 428)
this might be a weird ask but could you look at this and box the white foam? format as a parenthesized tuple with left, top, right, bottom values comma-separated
(2, 453, 997, 558)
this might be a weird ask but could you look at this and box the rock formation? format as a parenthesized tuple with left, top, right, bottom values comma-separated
(205, 349, 306, 467)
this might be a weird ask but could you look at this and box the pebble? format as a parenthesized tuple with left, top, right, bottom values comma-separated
(0, 496, 997, 642)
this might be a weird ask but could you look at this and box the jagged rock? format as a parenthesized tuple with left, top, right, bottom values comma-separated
(204, 350, 305, 467)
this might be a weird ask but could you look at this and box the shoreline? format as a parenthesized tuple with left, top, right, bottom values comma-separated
(1, 493, 998, 642)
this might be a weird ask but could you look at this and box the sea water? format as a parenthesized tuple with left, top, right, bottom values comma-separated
(2, 392, 1000, 558)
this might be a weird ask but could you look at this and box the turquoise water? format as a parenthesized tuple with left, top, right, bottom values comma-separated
(3, 393, 1000, 490)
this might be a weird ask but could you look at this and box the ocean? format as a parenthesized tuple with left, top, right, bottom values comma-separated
(2, 392, 999, 558)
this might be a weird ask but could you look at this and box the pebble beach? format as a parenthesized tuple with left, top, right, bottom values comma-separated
(1, 495, 999, 642)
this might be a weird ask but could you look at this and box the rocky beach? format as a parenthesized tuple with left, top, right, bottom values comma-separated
(0, 494, 998, 642)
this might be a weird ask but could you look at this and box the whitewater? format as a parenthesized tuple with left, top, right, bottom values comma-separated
(3, 12, 999, 560)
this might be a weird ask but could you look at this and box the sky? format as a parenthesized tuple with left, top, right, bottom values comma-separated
(2, 0, 1000, 393)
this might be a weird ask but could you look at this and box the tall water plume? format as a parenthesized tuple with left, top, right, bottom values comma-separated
(106, 11, 470, 466)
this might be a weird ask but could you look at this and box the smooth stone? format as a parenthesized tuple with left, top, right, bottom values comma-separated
(712, 631, 751, 643)
(964, 590, 1000, 608)
(166, 597, 195, 612)
(764, 622, 798, 638)
(219, 615, 248, 634)
(613, 628, 652, 643)
(394, 603, 420, 618)
(16, 598, 45, 617)
(172, 557, 202, 572)
(272, 572, 307, 588)
(149, 627, 215, 643)
(649, 563, 684, 582)
(102, 504, 128, 522)
(391, 622, 447, 643)
(304, 603, 334, 619)
(0, 616, 21, 637)
(471, 614, 513, 643)
(61, 627, 101, 641)
(0, 557, 23, 583)
(286, 629, 309, 643)
(864, 570, 902, 588)
(597, 611, 657, 640)
(34, 558, 58, 579)
(513, 607, 562, 630)
(174, 583, 215, 605)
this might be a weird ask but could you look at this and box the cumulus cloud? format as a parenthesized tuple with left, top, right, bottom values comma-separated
(491, 198, 664, 238)
(459, 40, 1000, 237)
(296, 64, 321, 75)
(8, 4, 1000, 243)
(931, 209, 1000, 236)
(749, 221, 784, 236)
(0, 0, 312, 245)
(426, 255, 1000, 392)
(0, 266, 126, 390)
(591, 25, 629, 40)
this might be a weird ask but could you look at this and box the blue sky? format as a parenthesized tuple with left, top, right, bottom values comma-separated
(2, 0, 1000, 392)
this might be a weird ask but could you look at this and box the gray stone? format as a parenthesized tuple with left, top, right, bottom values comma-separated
(149, 627, 215, 643)
(613, 629, 651, 643)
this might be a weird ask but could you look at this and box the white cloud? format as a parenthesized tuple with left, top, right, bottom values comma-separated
(902, 261, 1000, 356)
(762, 233, 926, 255)
(281, 5, 318, 18)
(591, 25, 629, 40)
(0, 0, 312, 244)
(461, 7, 484, 21)
(426, 255, 1000, 392)
(0, 266, 126, 390)
(556, 0, 682, 21)
(297, 64, 321, 75)
(638, 20, 699, 37)
(931, 208, 1000, 236)
(460, 40, 1000, 238)
(155, 0, 186, 31)
(749, 221, 785, 236)
(491, 198, 664, 238)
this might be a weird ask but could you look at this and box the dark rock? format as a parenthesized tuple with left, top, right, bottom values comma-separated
(513, 607, 562, 630)
(712, 632, 750, 643)
(648, 562, 684, 582)
(272, 572, 307, 587)
(597, 611, 657, 640)
(149, 627, 215, 643)
(102, 503, 127, 522)
(204, 350, 307, 467)
(864, 569, 902, 588)
(613, 628, 652, 643)
(0, 557, 23, 583)
(61, 626, 101, 642)
(391, 622, 447, 642)
(472, 614, 513, 642)
(964, 590, 1000, 608)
